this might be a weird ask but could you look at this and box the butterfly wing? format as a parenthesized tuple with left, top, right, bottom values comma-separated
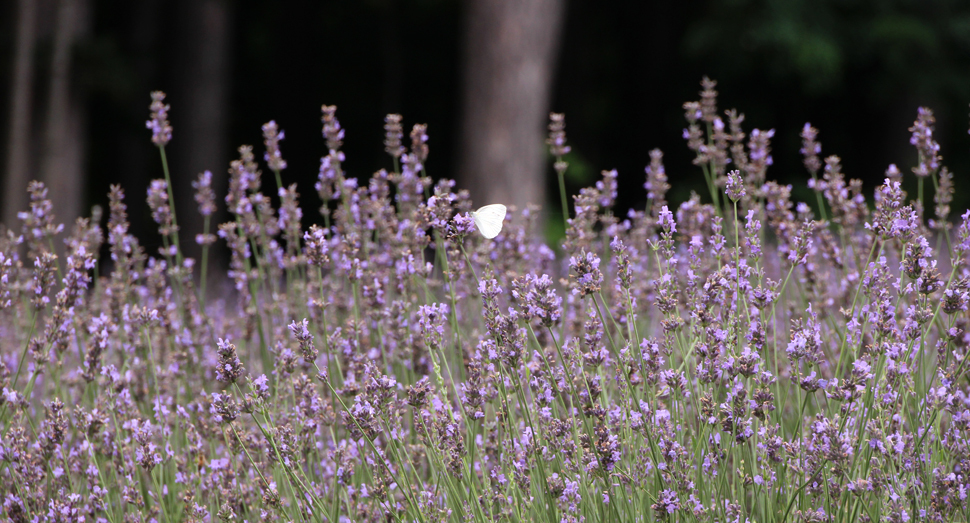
(472, 204, 507, 239)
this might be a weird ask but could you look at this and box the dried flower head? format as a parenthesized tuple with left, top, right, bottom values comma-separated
(800, 123, 822, 175)
(384, 113, 405, 160)
(321, 104, 344, 152)
(410, 123, 429, 164)
(547, 112, 571, 157)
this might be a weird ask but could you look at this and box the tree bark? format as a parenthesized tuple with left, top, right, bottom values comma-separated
(458, 0, 565, 212)
(40, 0, 90, 229)
(171, 0, 231, 270)
(3, 0, 38, 227)
(117, 0, 162, 246)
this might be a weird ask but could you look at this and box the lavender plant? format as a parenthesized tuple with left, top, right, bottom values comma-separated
(1, 79, 970, 523)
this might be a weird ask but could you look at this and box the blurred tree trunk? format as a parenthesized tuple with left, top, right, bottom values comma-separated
(380, 1, 403, 113)
(3, 0, 38, 227)
(459, 0, 565, 212)
(118, 0, 162, 247)
(171, 0, 231, 278)
(40, 0, 90, 231)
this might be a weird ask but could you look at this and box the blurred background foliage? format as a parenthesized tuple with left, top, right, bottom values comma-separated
(2, 0, 970, 253)
(554, 0, 970, 216)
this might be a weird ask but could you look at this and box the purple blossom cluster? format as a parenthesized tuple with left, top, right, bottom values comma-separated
(1, 82, 969, 523)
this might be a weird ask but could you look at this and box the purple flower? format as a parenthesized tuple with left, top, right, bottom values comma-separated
(569, 250, 603, 297)
(277, 184, 303, 242)
(644, 149, 670, 210)
(744, 209, 762, 260)
(209, 392, 239, 424)
(511, 273, 562, 327)
(321, 104, 344, 152)
(745, 128, 775, 183)
(289, 318, 317, 362)
(304, 224, 330, 266)
(448, 212, 477, 241)
(18, 181, 64, 250)
(192, 170, 217, 218)
(596, 169, 618, 209)
(147, 179, 177, 239)
(658, 205, 676, 233)
(216, 337, 245, 384)
(909, 107, 940, 177)
(316, 153, 341, 204)
(787, 304, 823, 365)
(261, 120, 287, 172)
(417, 303, 449, 350)
(145, 91, 172, 146)
(725, 170, 745, 201)
(800, 123, 822, 174)
(651, 489, 680, 516)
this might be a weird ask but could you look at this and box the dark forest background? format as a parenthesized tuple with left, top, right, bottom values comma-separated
(2, 0, 970, 261)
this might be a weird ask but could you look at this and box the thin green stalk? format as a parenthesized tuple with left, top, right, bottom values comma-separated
(809, 170, 828, 223)
(158, 146, 183, 267)
(557, 163, 570, 231)
(199, 214, 211, 302)
(322, 375, 427, 523)
(151, 466, 172, 523)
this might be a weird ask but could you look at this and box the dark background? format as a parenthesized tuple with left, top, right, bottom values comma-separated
(3, 0, 970, 251)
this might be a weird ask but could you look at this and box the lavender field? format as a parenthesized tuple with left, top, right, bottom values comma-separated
(1, 78, 969, 523)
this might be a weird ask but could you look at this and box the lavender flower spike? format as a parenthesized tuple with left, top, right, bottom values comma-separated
(262, 120, 287, 172)
(725, 170, 745, 201)
(146, 91, 172, 146)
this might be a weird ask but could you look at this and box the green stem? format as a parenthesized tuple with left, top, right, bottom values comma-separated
(158, 146, 183, 267)
(556, 162, 570, 231)
(199, 214, 211, 302)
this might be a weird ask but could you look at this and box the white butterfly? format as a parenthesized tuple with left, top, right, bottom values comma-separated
(470, 204, 507, 239)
